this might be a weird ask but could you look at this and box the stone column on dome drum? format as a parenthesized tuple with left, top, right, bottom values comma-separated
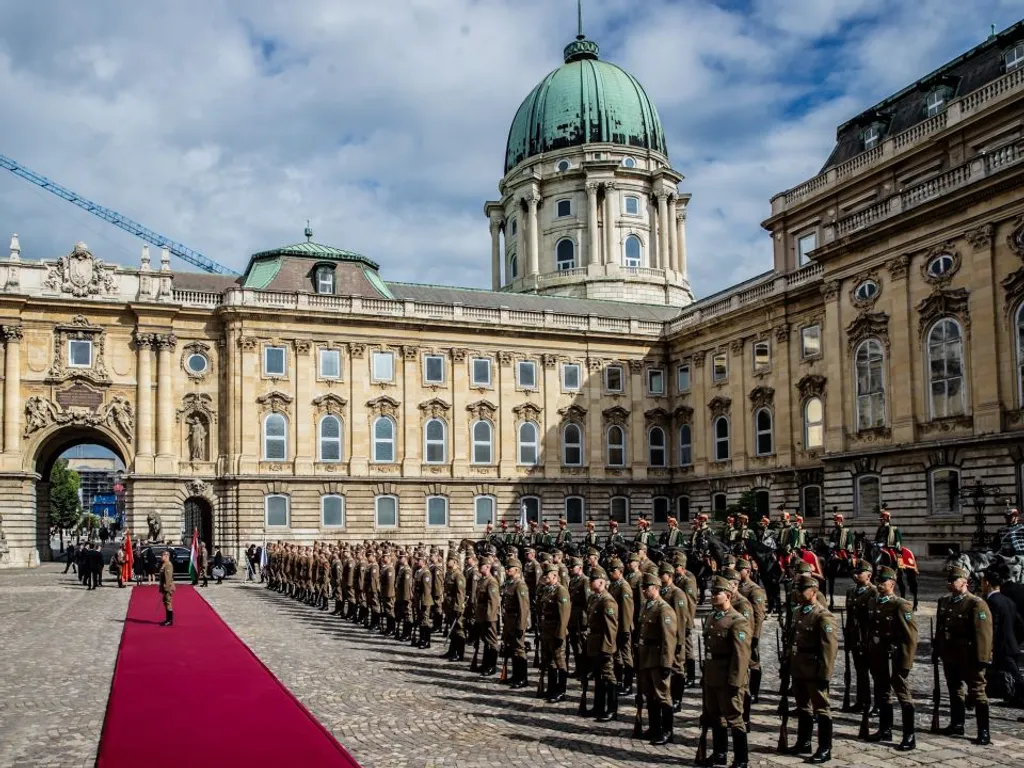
(586, 182, 599, 268)
(603, 182, 616, 267)
(490, 218, 502, 290)
(526, 193, 541, 277)
(667, 195, 679, 273)
(657, 192, 670, 270)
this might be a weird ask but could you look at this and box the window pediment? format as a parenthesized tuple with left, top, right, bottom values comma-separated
(846, 311, 890, 351)
(708, 396, 732, 418)
(917, 288, 970, 333)
(749, 386, 775, 411)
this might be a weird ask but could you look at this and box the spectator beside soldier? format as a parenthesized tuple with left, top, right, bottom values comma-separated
(980, 567, 1024, 707)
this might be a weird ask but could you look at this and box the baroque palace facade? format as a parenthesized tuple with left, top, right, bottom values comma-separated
(2, 22, 1024, 567)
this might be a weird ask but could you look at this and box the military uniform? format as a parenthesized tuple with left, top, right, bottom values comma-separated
(395, 559, 413, 639)
(413, 561, 434, 647)
(702, 577, 752, 767)
(379, 558, 396, 634)
(586, 567, 619, 721)
(539, 564, 571, 702)
(672, 558, 699, 685)
(637, 572, 678, 745)
(866, 567, 918, 749)
(658, 563, 688, 711)
(442, 563, 466, 659)
(475, 571, 501, 676)
(568, 565, 590, 675)
(501, 562, 531, 688)
(788, 574, 839, 762)
(158, 557, 175, 625)
(936, 566, 994, 744)
(736, 560, 767, 704)
(845, 563, 876, 712)
(608, 563, 635, 694)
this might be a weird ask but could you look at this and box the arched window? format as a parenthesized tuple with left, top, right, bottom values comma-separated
(471, 420, 493, 464)
(754, 408, 773, 456)
(318, 415, 342, 462)
(648, 426, 666, 467)
(556, 238, 575, 271)
(804, 397, 824, 450)
(713, 416, 730, 461)
(424, 418, 447, 464)
(509, 253, 518, 279)
(263, 413, 287, 460)
(624, 235, 642, 267)
(372, 416, 396, 463)
(562, 422, 583, 466)
(855, 339, 885, 430)
(927, 318, 965, 418)
(1016, 304, 1024, 406)
(712, 492, 728, 513)
(679, 424, 693, 466)
(518, 421, 539, 465)
(607, 425, 626, 466)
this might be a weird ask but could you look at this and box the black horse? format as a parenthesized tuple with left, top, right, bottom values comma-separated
(810, 536, 855, 611)
(742, 535, 784, 615)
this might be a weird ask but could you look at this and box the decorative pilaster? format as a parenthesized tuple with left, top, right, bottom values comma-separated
(667, 195, 679, 273)
(526, 193, 541, 277)
(628, 359, 646, 479)
(656, 192, 670, 270)
(586, 182, 600, 268)
(966, 224, 1001, 433)
(676, 212, 688, 278)
(3, 325, 22, 455)
(134, 332, 155, 466)
(603, 182, 617, 267)
(294, 339, 313, 474)
(489, 217, 503, 290)
(155, 333, 177, 470)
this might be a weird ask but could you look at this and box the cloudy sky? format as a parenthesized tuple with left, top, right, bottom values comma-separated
(0, 0, 1021, 298)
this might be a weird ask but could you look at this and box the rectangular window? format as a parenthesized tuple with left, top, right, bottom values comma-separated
(471, 357, 491, 387)
(565, 496, 585, 525)
(317, 270, 334, 295)
(517, 360, 537, 389)
(800, 486, 821, 519)
(265, 494, 289, 527)
(653, 497, 669, 524)
(610, 496, 629, 524)
(855, 475, 881, 518)
(753, 341, 770, 371)
(712, 352, 728, 382)
(263, 346, 285, 376)
(319, 348, 341, 379)
(375, 495, 398, 528)
(605, 365, 624, 393)
(562, 363, 581, 391)
(520, 496, 540, 526)
(321, 495, 345, 528)
(423, 354, 444, 384)
(677, 364, 690, 392)
(713, 493, 728, 513)
(754, 489, 771, 518)
(372, 351, 394, 382)
(677, 496, 690, 522)
(624, 196, 640, 216)
(556, 199, 572, 218)
(475, 496, 495, 527)
(426, 496, 449, 527)
(647, 368, 665, 395)
(801, 325, 821, 358)
(1007, 43, 1024, 73)
(930, 469, 961, 516)
(797, 233, 817, 266)
(68, 339, 93, 368)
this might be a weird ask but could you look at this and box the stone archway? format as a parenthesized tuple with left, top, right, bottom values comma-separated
(183, 496, 214, 555)
(29, 424, 131, 563)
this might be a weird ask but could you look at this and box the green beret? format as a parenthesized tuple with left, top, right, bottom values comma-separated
(710, 577, 731, 593)
(876, 566, 897, 582)
(854, 560, 873, 574)
(641, 572, 661, 588)
(796, 574, 818, 590)
(721, 567, 740, 581)
(589, 567, 608, 581)
(506, 558, 522, 570)
(947, 566, 968, 582)
(608, 559, 624, 572)
(658, 562, 674, 576)
(736, 558, 752, 571)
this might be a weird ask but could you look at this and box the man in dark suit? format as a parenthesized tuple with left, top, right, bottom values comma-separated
(981, 567, 1024, 706)
(88, 543, 103, 589)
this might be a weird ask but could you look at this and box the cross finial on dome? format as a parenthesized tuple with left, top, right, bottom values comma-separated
(578, 0, 584, 39)
(304, 220, 313, 242)
(565, 0, 599, 63)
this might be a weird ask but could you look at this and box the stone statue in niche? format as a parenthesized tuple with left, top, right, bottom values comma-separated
(187, 416, 208, 462)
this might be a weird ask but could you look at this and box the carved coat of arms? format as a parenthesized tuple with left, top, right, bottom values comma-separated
(44, 242, 118, 298)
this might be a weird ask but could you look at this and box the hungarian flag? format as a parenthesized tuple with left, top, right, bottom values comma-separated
(122, 533, 134, 584)
(188, 528, 200, 582)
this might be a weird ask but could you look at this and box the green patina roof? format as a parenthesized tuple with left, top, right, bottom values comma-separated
(249, 240, 380, 270)
(504, 35, 667, 173)
(244, 257, 282, 289)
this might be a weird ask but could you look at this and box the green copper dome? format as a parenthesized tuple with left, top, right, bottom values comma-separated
(504, 35, 667, 173)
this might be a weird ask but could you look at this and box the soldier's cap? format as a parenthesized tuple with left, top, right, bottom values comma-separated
(559, 518, 567, 525)
(608, 558, 624, 572)
(1006, 506, 1020, 518)
(736, 558, 753, 571)
(721, 567, 740, 581)
(524, 547, 535, 555)
(833, 513, 844, 521)
(737, 513, 749, 521)
(854, 560, 872, 574)
(642, 572, 661, 588)
(879, 508, 891, 519)
(672, 552, 687, 567)
(642, 562, 659, 576)
(658, 562, 674, 576)
(501, 520, 508, 528)
(586, 520, 595, 527)
(609, 520, 618, 528)
(796, 574, 818, 591)
(628, 553, 641, 563)
(542, 522, 550, 529)
(542, 563, 559, 575)
(587, 547, 600, 556)
(876, 566, 898, 582)
(795, 561, 813, 574)
(569, 557, 584, 568)
(947, 565, 969, 581)
(710, 576, 731, 593)
(506, 558, 522, 571)
(667, 516, 677, 525)
(538, 552, 552, 563)
(589, 566, 608, 581)
(529, 521, 538, 528)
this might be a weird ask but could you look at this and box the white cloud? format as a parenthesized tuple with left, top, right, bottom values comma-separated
(0, 0, 1019, 298)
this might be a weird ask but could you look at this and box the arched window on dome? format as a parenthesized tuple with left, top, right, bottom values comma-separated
(509, 253, 518, 280)
(556, 239, 576, 271)
(624, 235, 642, 267)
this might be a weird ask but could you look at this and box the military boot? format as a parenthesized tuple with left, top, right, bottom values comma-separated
(419, 628, 432, 649)
(590, 679, 607, 719)
(729, 727, 749, 768)
(161, 609, 172, 627)
(867, 702, 893, 742)
(650, 704, 673, 745)
(786, 712, 813, 754)
(598, 683, 618, 722)
(620, 665, 635, 696)
(671, 673, 684, 712)
(973, 703, 991, 745)
(703, 726, 727, 767)
(809, 715, 832, 763)
(511, 658, 528, 689)
(548, 669, 567, 703)
(480, 648, 498, 677)
(544, 669, 559, 701)
(941, 697, 965, 736)
(749, 668, 762, 703)
(895, 704, 915, 751)
(410, 625, 421, 648)
(644, 701, 662, 744)
(686, 658, 697, 687)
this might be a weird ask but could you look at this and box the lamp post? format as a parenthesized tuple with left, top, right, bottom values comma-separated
(957, 481, 1003, 550)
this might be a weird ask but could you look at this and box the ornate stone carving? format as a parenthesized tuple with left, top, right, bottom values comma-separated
(147, 512, 163, 541)
(348, 342, 366, 359)
(186, 416, 208, 461)
(921, 243, 961, 286)
(692, 351, 706, 369)
(846, 311, 890, 351)
(557, 404, 587, 422)
(185, 479, 210, 499)
(849, 426, 892, 443)
(176, 393, 217, 424)
(966, 224, 994, 251)
(2, 325, 23, 343)
(418, 397, 451, 419)
(774, 324, 790, 344)
(451, 347, 467, 363)
(498, 351, 513, 366)
(1008, 216, 1024, 258)
(886, 254, 909, 280)
(749, 386, 775, 411)
(402, 345, 419, 360)
(238, 336, 259, 351)
(673, 405, 694, 422)
(602, 406, 630, 426)
(917, 287, 970, 332)
(918, 415, 973, 435)
(708, 396, 732, 418)
(47, 315, 110, 385)
(43, 242, 118, 298)
(796, 374, 827, 400)
(644, 407, 670, 425)
(512, 402, 542, 422)
(181, 341, 212, 380)
(312, 393, 347, 416)
(730, 338, 745, 356)
(24, 394, 134, 443)
(155, 333, 177, 350)
(1003, 268, 1024, 319)
(542, 353, 558, 369)
(294, 339, 312, 355)
(586, 357, 603, 372)
(628, 359, 644, 374)
(466, 399, 498, 420)
(256, 391, 293, 413)
(820, 280, 841, 301)
(366, 395, 401, 419)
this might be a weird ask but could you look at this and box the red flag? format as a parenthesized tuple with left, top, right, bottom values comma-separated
(122, 533, 134, 583)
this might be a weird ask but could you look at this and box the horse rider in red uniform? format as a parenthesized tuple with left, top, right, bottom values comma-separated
(828, 513, 856, 564)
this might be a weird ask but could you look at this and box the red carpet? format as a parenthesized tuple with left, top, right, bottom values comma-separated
(97, 586, 361, 768)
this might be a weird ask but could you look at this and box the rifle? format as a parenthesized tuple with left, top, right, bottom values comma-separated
(470, 622, 481, 672)
(695, 682, 709, 762)
(632, 685, 644, 738)
(578, 654, 589, 716)
(931, 618, 941, 734)
(500, 652, 509, 682)
(842, 607, 852, 712)
(776, 625, 790, 752)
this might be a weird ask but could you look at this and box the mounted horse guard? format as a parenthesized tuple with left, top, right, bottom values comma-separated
(872, 504, 919, 610)
(661, 517, 685, 548)
(729, 513, 756, 555)
(824, 512, 856, 610)
(994, 505, 1024, 557)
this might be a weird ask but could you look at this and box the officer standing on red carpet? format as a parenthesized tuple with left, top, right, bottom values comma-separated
(159, 549, 175, 626)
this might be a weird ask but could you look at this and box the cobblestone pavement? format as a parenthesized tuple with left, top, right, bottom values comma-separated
(6, 565, 1024, 768)
(0, 564, 131, 768)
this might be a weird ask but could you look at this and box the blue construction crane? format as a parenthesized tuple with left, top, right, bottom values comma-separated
(0, 153, 237, 275)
